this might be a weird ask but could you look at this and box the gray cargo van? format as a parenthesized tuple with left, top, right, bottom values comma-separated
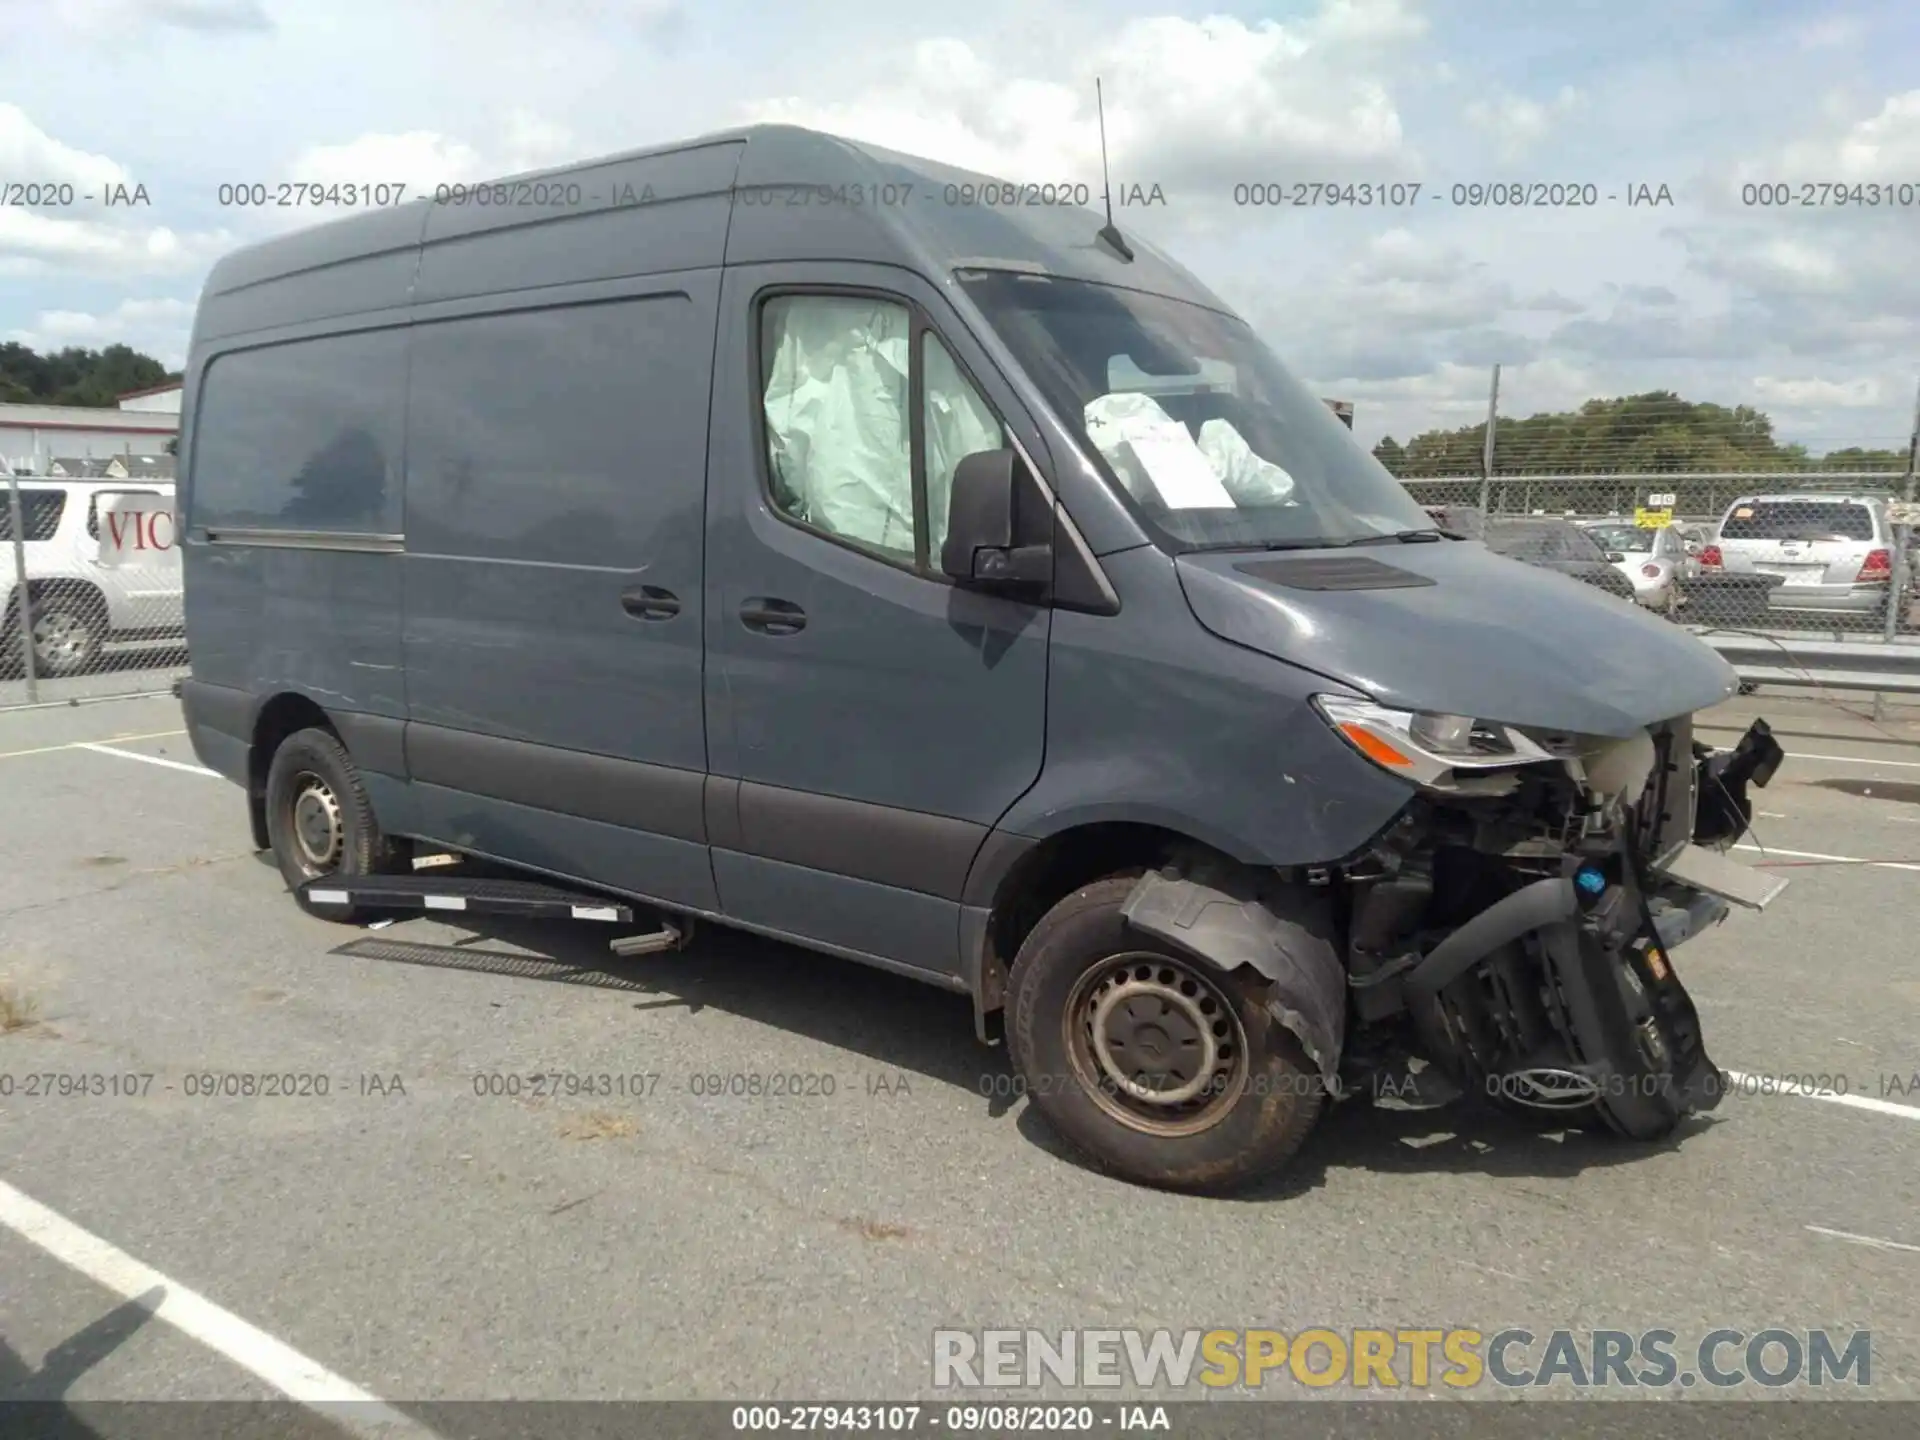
(177, 124, 1787, 1193)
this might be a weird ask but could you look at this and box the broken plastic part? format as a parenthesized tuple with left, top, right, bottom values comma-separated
(1120, 864, 1346, 1090)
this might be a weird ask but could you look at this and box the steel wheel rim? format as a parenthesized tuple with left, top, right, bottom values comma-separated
(1062, 951, 1248, 1137)
(290, 773, 344, 871)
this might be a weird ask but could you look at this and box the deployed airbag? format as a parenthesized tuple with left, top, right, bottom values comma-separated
(761, 297, 914, 553)
(1083, 391, 1297, 510)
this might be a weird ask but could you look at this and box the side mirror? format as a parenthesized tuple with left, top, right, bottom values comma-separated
(1605, 551, 1626, 563)
(941, 449, 1051, 589)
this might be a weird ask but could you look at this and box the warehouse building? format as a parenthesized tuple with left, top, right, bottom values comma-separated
(1, 382, 182, 475)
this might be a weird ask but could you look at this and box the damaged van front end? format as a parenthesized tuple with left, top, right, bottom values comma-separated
(1124, 705, 1786, 1140)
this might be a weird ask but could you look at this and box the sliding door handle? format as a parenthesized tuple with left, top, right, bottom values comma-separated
(739, 597, 806, 635)
(620, 585, 681, 621)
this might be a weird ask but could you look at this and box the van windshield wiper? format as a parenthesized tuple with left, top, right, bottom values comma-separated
(1185, 528, 1459, 554)
(1343, 528, 1457, 546)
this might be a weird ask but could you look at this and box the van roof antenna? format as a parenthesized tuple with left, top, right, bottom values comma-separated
(1094, 78, 1134, 262)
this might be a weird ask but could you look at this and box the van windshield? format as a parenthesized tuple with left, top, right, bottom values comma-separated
(955, 270, 1435, 552)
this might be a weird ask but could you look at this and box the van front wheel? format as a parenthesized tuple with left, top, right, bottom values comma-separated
(1006, 876, 1325, 1194)
(264, 727, 405, 923)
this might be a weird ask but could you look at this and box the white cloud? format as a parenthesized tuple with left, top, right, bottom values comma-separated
(1752, 375, 1887, 408)
(0, 105, 234, 277)
(287, 131, 489, 191)
(0, 104, 130, 190)
(1724, 89, 1920, 192)
(1793, 16, 1866, 50)
(1, 0, 1915, 462)
(743, 11, 1425, 200)
(1464, 86, 1585, 162)
(42, 0, 273, 36)
(228, 110, 583, 233)
(6, 297, 197, 366)
(0, 208, 236, 279)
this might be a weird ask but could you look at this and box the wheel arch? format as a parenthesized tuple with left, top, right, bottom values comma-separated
(246, 692, 337, 851)
(961, 816, 1263, 1042)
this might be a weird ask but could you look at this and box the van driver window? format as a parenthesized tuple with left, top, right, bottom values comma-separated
(760, 295, 916, 561)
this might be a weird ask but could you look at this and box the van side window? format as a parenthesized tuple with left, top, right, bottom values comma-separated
(922, 333, 1005, 559)
(191, 329, 406, 535)
(761, 295, 915, 561)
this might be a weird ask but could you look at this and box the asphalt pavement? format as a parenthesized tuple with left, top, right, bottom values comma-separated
(0, 690, 1915, 1429)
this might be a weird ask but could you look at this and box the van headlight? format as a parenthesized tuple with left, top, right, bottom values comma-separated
(1313, 696, 1556, 789)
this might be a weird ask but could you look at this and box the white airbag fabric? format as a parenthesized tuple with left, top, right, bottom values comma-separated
(1083, 391, 1296, 510)
(762, 298, 914, 553)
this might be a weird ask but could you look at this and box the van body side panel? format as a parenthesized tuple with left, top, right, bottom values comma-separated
(701, 261, 1053, 975)
(188, 203, 427, 345)
(708, 850, 966, 983)
(413, 142, 743, 303)
(181, 325, 412, 736)
(992, 546, 1416, 868)
(403, 782, 719, 915)
(398, 272, 722, 911)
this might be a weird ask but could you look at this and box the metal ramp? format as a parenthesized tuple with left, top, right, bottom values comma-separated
(296, 874, 689, 955)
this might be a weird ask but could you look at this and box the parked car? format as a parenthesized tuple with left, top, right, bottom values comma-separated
(1672, 521, 1711, 566)
(1423, 504, 1484, 539)
(1483, 518, 1640, 603)
(1578, 520, 1691, 609)
(1700, 493, 1899, 623)
(176, 122, 1785, 1195)
(1, 479, 182, 677)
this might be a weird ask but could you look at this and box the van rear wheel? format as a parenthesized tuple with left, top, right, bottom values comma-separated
(1006, 876, 1326, 1194)
(264, 727, 406, 923)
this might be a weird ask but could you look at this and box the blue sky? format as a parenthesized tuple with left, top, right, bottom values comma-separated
(3, 0, 1917, 453)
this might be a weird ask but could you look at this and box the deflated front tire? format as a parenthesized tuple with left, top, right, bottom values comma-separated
(1007, 876, 1326, 1194)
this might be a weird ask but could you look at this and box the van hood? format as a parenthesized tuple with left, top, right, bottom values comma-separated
(1175, 540, 1737, 738)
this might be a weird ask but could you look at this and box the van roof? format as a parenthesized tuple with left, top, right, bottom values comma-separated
(192, 123, 1232, 346)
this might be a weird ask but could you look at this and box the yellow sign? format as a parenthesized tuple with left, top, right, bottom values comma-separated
(1635, 507, 1673, 528)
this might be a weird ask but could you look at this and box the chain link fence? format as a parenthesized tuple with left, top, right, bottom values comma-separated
(3, 473, 189, 708)
(1384, 367, 1920, 659)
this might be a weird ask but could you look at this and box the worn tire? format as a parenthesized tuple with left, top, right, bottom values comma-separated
(1006, 875, 1327, 1194)
(263, 727, 406, 923)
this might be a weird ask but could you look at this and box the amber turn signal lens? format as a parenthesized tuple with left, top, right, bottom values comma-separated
(1339, 723, 1415, 768)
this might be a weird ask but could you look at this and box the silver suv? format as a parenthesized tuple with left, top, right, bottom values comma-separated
(2, 480, 183, 677)
(1702, 493, 1898, 621)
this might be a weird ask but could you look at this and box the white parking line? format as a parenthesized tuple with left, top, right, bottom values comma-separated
(1723, 1070, 1920, 1122)
(0, 728, 187, 762)
(1805, 1226, 1920, 1255)
(1733, 842, 1920, 873)
(0, 1177, 436, 1436)
(77, 741, 216, 777)
(1787, 750, 1920, 770)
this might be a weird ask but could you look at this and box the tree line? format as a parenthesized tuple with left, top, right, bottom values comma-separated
(1372, 392, 1910, 479)
(0, 343, 178, 409)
